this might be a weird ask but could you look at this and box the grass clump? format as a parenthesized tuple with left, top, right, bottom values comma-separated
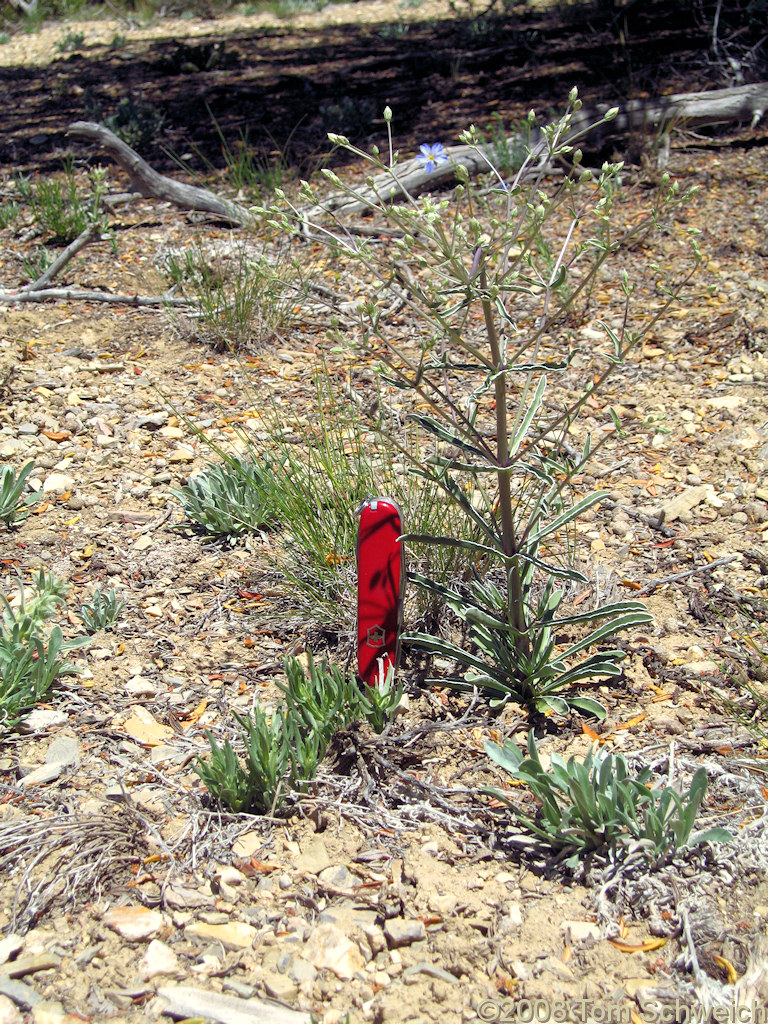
(715, 595, 768, 742)
(0, 200, 20, 229)
(0, 570, 85, 731)
(486, 731, 732, 868)
(194, 650, 402, 814)
(16, 161, 107, 245)
(482, 111, 533, 175)
(163, 241, 308, 350)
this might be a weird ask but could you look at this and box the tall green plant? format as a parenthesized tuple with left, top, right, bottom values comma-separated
(0, 570, 86, 731)
(269, 91, 700, 715)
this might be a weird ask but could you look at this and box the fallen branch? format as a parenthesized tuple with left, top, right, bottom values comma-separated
(0, 288, 190, 306)
(67, 121, 256, 228)
(20, 222, 101, 292)
(638, 555, 738, 596)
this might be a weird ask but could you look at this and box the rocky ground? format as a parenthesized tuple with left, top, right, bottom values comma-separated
(1, 4, 768, 1024)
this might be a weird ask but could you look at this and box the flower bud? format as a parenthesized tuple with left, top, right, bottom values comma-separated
(383, 106, 393, 123)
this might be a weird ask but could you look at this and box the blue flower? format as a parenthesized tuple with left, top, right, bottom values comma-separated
(417, 143, 448, 173)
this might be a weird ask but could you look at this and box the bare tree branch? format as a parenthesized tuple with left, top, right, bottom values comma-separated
(67, 121, 257, 228)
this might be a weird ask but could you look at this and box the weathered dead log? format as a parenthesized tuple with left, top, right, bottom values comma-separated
(575, 81, 768, 135)
(309, 82, 768, 218)
(67, 121, 256, 228)
(0, 288, 190, 306)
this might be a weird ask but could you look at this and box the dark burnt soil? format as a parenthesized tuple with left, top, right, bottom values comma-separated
(1, 0, 766, 178)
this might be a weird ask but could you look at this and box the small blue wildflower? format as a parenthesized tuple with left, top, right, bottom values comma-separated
(417, 143, 448, 173)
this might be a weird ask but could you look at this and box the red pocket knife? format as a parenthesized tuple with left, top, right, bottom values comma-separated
(356, 497, 405, 687)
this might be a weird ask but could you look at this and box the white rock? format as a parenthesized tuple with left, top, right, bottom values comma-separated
(19, 763, 64, 787)
(232, 831, 262, 859)
(30, 1002, 80, 1024)
(140, 938, 179, 979)
(304, 923, 364, 980)
(560, 920, 601, 942)
(185, 921, 256, 950)
(660, 485, 713, 523)
(103, 906, 165, 941)
(168, 446, 195, 463)
(155, 985, 311, 1023)
(18, 709, 68, 734)
(45, 735, 80, 768)
(294, 838, 331, 874)
(42, 473, 75, 494)
(384, 918, 426, 948)
(0, 995, 23, 1024)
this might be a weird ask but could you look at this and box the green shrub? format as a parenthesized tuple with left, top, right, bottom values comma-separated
(163, 241, 308, 350)
(268, 93, 700, 716)
(78, 587, 125, 633)
(16, 161, 107, 244)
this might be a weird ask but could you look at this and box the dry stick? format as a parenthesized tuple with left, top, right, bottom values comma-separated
(637, 555, 737, 596)
(0, 287, 190, 306)
(21, 221, 101, 292)
(67, 121, 256, 228)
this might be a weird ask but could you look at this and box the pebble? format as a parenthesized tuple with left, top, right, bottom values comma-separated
(294, 838, 331, 874)
(19, 764, 64, 787)
(0, 978, 41, 1010)
(560, 920, 601, 942)
(168, 447, 195, 463)
(317, 865, 360, 889)
(0, 995, 23, 1024)
(232, 831, 263, 860)
(185, 921, 256, 950)
(42, 472, 75, 493)
(497, 905, 523, 933)
(288, 957, 317, 985)
(384, 918, 426, 948)
(44, 735, 80, 768)
(31, 1002, 83, 1024)
(140, 939, 179, 979)
(263, 972, 299, 1001)
(102, 906, 166, 941)
(18, 710, 68, 735)
(303, 923, 365, 980)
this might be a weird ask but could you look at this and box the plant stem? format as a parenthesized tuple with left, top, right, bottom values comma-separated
(480, 263, 530, 660)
